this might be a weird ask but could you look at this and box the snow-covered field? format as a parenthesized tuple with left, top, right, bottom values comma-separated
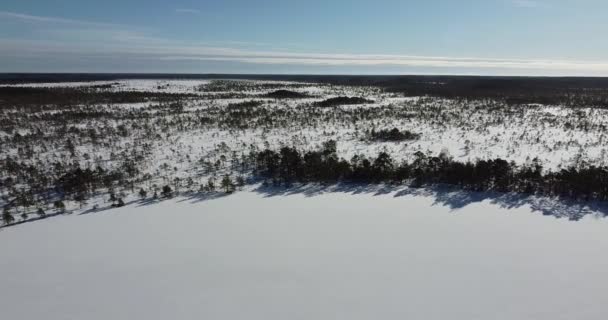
(2, 188, 608, 320)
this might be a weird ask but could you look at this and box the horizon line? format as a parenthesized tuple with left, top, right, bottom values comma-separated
(2, 72, 608, 79)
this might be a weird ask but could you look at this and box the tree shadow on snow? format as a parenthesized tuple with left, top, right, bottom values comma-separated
(174, 191, 231, 204)
(5, 184, 606, 230)
(254, 182, 608, 222)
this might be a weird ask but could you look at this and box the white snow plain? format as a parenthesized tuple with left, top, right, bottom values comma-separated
(1, 187, 607, 320)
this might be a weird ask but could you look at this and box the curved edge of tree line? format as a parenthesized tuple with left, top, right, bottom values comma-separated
(252, 140, 608, 202)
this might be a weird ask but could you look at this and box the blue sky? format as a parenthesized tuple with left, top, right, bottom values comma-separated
(1, 0, 607, 75)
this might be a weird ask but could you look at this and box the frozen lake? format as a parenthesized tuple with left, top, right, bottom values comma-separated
(1, 188, 607, 320)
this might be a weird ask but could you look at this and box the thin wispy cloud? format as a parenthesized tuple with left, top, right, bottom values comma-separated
(175, 8, 200, 14)
(159, 54, 608, 73)
(4, 34, 607, 74)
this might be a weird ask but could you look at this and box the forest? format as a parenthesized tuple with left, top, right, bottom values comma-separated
(253, 141, 608, 201)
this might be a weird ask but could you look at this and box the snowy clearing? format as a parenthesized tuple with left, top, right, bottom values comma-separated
(1, 188, 607, 320)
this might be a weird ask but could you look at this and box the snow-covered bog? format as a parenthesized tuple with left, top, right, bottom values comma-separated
(2, 78, 608, 219)
(2, 78, 608, 319)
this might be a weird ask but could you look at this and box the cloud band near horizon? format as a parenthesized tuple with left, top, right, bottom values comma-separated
(1, 9, 607, 76)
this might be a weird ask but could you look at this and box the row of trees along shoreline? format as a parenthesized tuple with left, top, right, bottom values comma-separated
(253, 140, 608, 201)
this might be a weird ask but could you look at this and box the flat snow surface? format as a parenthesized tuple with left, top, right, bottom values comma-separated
(2, 189, 608, 320)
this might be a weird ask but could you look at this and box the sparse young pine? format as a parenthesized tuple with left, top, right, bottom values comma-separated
(206, 178, 216, 192)
(3, 207, 15, 225)
(161, 185, 173, 198)
(75, 193, 87, 208)
(54, 200, 66, 212)
(236, 176, 245, 189)
(221, 175, 234, 193)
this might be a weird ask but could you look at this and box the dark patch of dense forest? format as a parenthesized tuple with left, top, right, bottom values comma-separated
(315, 96, 374, 107)
(253, 141, 608, 202)
(264, 90, 310, 99)
(369, 128, 420, 141)
(0, 87, 198, 107)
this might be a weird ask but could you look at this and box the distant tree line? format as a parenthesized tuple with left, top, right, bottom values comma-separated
(0, 87, 197, 107)
(254, 141, 608, 201)
(4, 75, 608, 107)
